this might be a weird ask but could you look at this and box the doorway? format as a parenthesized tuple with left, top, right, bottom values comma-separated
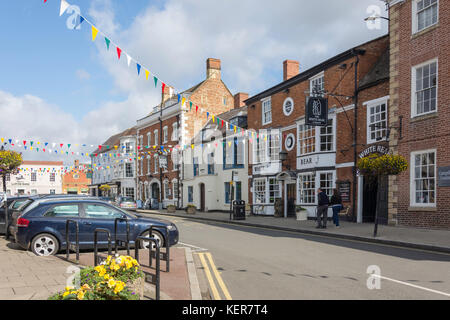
(151, 183, 160, 200)
(200, 183, 205, 212)
(362, 176, 388, 224)
(286, 183, 296, 217)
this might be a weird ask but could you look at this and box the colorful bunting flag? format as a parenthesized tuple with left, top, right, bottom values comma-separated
(105, 37, 111, 50)
(91, 26, 99, 41)
(117, 47, 122, 60)
(60, 0, 70, 16)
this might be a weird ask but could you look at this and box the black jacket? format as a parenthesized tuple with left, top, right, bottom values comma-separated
(330, 194, 342, 205)
(317, 191, 330, 206)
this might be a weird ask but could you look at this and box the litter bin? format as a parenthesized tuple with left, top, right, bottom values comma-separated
(232, 200, 246, 220)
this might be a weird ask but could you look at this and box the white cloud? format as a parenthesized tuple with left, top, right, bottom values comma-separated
(1, 0, 387, 165)
(76, 69, 91, 81)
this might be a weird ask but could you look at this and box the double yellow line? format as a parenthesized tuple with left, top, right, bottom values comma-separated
(196, 252, 232, 300)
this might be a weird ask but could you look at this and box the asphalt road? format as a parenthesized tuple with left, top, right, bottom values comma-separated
(146, 213, 450, 300)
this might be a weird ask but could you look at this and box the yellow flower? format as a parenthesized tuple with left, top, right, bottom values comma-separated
(62, 291, 71, 298)
(114, 281, 125, 294)
(107, 279, 116, 288)
(82, 284, 91, 291)
(104, 274, 111, 280)
(65, 286, 74, 291)
(77, 290, 85, 300)
(125, 260, 133, 269)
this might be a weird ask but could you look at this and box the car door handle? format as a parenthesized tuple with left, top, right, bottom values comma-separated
(82, 221, 92, 225)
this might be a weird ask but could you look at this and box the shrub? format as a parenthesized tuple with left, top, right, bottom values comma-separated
(357, 153, 408, 177)
(49, 255, 144, 300)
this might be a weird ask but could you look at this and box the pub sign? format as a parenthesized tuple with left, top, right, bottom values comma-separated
(305, 97, 328, 126)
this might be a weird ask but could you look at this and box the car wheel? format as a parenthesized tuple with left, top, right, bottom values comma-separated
(31, 233, 59, 256)
(139, 230, 164, 249)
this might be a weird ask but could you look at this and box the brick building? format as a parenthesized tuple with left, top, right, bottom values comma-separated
(135, 58, 235, 208)
(245, 35, 390, 222)
(62, 160, 91, 195)
(386, 0, 449, 229)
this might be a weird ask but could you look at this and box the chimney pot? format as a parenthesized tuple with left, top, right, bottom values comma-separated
(283, 60, 300, 81)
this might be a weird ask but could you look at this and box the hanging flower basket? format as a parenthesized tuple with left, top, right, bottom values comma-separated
(357, 153, 408, 177)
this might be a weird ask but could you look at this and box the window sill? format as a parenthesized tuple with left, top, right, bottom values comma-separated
(408, 206, 437, 212)
(411, 23, 439, 40)
(410, 112, 438, 123)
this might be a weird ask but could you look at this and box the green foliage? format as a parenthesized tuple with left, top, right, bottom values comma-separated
(357, 153, 408, 177)
(48, 255, 144, 300)
(0, 150, 23, 175)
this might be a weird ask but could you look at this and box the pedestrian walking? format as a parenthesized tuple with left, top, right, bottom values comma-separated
(330, 188, 343, 228)
(316, 188, 329, 229)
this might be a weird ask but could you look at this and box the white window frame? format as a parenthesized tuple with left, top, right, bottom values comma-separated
(172, 179, 179, 200)
(297, 115, 335, 156)
(364, 96, 389, 144)
(163, 179, 170, 200)
(410, 149, 437, 207)
(154, 155, 159, 174)
(163, 126, 168, 143)
(171, 123, 178, 141)
(310, 71, 325, 97)
(147, 157, 150, 175)
(253, 178, 267, 204)
(411, 58, 438, 118)
(147, 133, 151, 147)
(154, 130, 158, 146)
(297, 170, 335, 205)
(412, 0, 439, 34)
(261, 97, 272, 126)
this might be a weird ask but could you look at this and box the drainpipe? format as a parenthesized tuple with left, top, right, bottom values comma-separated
(352, 49, 364, 222)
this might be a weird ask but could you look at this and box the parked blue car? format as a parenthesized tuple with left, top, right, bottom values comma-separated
(11, 198, 179, 256)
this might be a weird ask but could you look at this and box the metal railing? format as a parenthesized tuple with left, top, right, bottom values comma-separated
(114, 217, 130, 256)
(147, 225, 170, 272)
(94, 228, 112, 266)
(65, 219, 79, 264)
(135, 235, 160, 300)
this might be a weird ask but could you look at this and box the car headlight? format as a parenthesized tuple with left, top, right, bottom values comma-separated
(167, 225, 177, 231)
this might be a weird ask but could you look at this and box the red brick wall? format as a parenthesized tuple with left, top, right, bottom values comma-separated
(247, 36, 389, 216)
(390, 0, 450, 229)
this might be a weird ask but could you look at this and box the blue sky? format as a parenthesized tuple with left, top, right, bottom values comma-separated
(0, 0, 388, 164)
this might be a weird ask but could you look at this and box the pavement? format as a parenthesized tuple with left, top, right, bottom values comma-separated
(0, 238, 72, 300)
(0, 236, 203, 300)
(136, 209, 450, 254)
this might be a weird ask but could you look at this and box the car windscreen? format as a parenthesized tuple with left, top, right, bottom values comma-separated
(9, 199, 29, 210)
(15, 199, 34, 211)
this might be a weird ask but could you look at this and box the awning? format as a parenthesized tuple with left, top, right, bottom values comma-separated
(276, 171, 297, 182)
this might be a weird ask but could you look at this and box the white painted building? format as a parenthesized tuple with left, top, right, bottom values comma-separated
(89, 127, 137, 199)
(182, 106, 249, 211)
(0, 160, 63, 196)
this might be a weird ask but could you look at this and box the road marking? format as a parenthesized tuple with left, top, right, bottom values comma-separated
(197, 252, 221, 300)
(205, 252, 232, 300)
(374, 275, 450, 298)
(177, 242, 208, 252)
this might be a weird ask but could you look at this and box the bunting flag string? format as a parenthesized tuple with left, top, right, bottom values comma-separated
(52, 0, 252, 140)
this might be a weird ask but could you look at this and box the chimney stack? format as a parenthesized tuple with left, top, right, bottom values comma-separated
(162, 85, 173, 103)
(206, 58, 221, 80)
(234, 92, 249, 109)
(283, 60, 299, 81)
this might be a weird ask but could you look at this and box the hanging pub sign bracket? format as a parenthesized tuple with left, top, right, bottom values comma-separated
(305, 97, 328, 126)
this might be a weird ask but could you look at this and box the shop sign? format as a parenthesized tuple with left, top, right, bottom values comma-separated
(305, 97, 328, 126)
(358, 145, 389, 159)
(438, 166, 450, 187)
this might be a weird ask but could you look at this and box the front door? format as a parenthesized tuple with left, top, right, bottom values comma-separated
(362, 176, 388, 224)
(286, 183, 296, 217)
(151, 183, 160, 199)
(200, 184, 205, 212)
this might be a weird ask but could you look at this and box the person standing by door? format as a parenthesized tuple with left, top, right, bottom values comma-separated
(330, 188, 343, 228)
(316, 188, 329, 229)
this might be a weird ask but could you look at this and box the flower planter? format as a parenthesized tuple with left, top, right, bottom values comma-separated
(167, 206, 176, 213)
(127, 275, 145, 298)
(295, 210, 308, 221)
(186, 206, 196, 214)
